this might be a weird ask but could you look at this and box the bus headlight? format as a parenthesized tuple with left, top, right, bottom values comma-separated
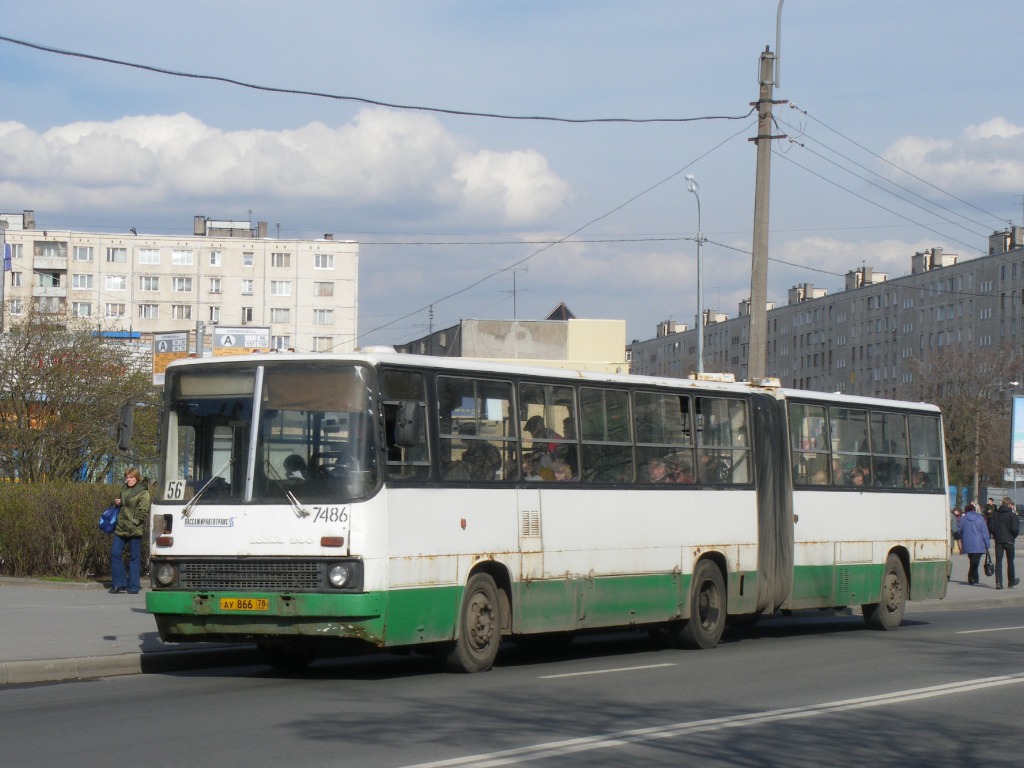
(153, 562, 178, 587)
(328, 563, 353, 588)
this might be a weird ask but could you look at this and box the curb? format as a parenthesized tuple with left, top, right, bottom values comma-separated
(0, 646, 261, 686)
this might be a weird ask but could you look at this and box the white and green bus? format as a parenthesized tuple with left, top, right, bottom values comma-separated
(145, 351, 949, 672)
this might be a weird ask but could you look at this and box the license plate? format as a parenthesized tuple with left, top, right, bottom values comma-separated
(219, 597, 270, 611)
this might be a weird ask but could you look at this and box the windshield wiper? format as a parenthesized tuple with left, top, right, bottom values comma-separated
(181, 458, 234, 518)
(264, 460, 311, 518)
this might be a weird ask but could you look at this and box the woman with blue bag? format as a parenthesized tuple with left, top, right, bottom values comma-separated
(960, 502, 991, 586)
(109, 467, 150, 595)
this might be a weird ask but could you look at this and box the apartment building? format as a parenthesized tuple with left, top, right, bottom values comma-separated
(629, 228, 1024, 398)
(0, 211, 358, 353)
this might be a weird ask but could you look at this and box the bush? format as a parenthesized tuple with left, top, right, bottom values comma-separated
(0, 482, 149, 580)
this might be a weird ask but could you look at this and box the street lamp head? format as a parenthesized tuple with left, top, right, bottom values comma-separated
(684, 174, 695, 182)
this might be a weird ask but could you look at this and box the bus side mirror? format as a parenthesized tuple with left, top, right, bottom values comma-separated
(117, 403, 134, 452)
(395, 401, 421, 447)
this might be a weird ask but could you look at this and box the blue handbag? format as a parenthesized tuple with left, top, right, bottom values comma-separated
(98, 505, 119, 534)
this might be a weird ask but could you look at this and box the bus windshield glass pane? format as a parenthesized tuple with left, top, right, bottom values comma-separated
(254, 363, 378, 502)
(161, 366, 257, 503)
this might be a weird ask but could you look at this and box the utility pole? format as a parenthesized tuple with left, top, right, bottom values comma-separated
(748, 47, 783, 382)
(748, 2, 787, 382)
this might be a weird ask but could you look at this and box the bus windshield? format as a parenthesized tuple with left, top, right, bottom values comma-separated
(160, 361, 379, 504)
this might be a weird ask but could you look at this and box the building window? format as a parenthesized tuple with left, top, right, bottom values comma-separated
(271, 252, 291, 268)
(314, 253, 335, 270)
(73, 246, 93, 262)
(138, 304, 159, 320)
(171, 249, 194, 265)
(242, 307, 254, 323)
(314, 336, 333, 352)
(241, 279, 254, 296)
(270, 280, 291, 296)
(270, 308, 290, 323)
(72, 274, 93, 290)
(139, 276, 160, 292)
(209, 277, 221, 294)
(11, 272, 22, 288)
(139, 248, 160, 265)
(8, 243, 24, 260)
(272, 335, 291, 350)
(172, 277, 193, 293)
(172, 304, 193, 320)
(209, 306, 220, 323)
(313, 309, 334, 325)
(209, 250, 222, 267)
(313, 281, 334, 297)
(106, 247, 127, 263)
(72, 302, 92, 317)
(105, 303, 127, 318)
(9, 299, 23, 315)
(242, 252, 254, 267)
(105, 275, 127, 291)
(35, 241, 67, 258)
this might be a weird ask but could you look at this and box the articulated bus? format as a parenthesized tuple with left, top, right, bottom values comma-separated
(145, 351, 949, 672)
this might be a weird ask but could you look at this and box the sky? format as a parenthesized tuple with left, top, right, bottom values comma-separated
(2, 1, 1023, 348)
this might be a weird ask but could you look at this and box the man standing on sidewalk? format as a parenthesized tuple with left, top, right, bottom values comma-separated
(990, 497, 1020, 590)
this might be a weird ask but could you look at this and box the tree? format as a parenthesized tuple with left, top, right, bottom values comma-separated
(0, 308, 159, 482)
(900, 343, 1018, 500)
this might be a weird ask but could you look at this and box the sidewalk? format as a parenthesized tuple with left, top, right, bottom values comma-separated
(1, 552, 1020, 685)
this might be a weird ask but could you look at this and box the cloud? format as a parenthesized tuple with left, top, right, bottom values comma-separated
(883, 117, 1024, 193)
(0, 109, 571, 227)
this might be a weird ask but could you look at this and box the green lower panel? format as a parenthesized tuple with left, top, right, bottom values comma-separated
(146, 587, 461, 647)
(147, 590, 389, 645)
(909, 560, 949, 601)
(789, 559, 949, 608)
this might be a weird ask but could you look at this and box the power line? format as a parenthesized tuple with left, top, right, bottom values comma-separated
(788, 103, 1009, 227)
(357, 120, 756, 341)
(0, 34, 755, 125)
(777, 115, 992, 239)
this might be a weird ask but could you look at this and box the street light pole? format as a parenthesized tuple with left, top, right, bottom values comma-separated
(685, 174, 704, 374)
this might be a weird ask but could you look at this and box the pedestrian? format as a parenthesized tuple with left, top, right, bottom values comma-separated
(989, 497, 1020, 590)
(959, 502, 991, 586)
(950, 506, 963, 554)
(110, 467, 150, 595)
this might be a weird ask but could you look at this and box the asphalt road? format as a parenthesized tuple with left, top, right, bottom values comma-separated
(2, 603, 1022, 768)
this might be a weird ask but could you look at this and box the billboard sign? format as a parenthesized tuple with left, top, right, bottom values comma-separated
(212, 326, 271, 357)
(152, 331, 189, 385)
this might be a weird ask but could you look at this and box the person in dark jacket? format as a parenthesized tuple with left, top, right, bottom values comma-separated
(990, 497, 1020, 589)
(110, 467, 151, 595)
(959, 502, 991, 586)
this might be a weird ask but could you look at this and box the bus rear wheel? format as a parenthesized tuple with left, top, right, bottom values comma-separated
(862, 554, 907, 630)
(444, 573, 502, 673)
(664, 560, 726, 650)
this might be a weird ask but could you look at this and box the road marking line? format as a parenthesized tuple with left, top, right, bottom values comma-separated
(399, 673, 1024, 768)
(539, 663, 676, 679)
(957, 625, 1024, 634)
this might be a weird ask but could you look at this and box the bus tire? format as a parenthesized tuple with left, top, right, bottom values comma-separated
(677, 560, 727, 649)
(862, 554, 907, 630)
(257, 641, 317, 671)
(444, 573, 502, 673)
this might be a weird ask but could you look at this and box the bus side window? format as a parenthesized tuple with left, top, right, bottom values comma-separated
(380, 370, 430, 481)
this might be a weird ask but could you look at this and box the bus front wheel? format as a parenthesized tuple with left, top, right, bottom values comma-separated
(444, 573, 502, 673)
(673, 560, 726, 650)
(862, 554, 907, 630)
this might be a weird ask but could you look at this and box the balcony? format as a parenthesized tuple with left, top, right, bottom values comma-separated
(34, 256, 68, 270)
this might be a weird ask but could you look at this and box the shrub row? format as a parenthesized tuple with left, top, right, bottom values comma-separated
(0, 482, 149, 581)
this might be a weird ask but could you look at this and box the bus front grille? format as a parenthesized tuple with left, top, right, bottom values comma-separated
(178, 559, 324, 591)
